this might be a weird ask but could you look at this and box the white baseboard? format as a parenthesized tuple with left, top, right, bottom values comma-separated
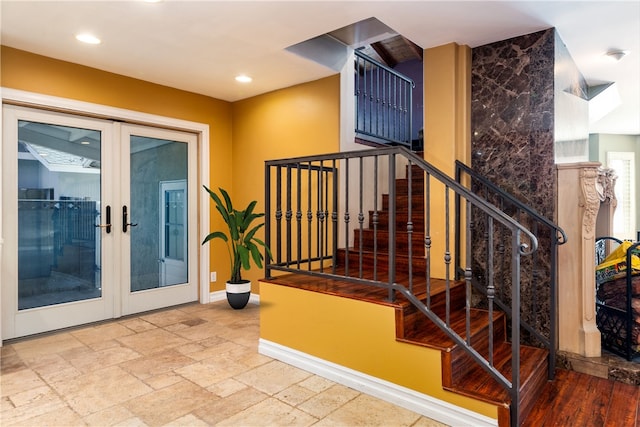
(209, 291, 260, 305)
(258, 339, 497, 427)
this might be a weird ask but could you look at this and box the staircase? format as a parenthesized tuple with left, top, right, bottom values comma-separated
(264, 146, 557, 426)
(335, 163, 549, 425)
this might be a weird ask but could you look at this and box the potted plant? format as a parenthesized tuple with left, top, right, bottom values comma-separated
(202, 186, 270, 309)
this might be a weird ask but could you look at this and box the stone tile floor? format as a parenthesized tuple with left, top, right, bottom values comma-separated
(1, 301, 447, 426)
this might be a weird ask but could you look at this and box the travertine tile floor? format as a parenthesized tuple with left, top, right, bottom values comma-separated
(1, 301, 447, 426)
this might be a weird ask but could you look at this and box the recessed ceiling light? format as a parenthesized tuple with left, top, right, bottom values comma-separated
(235, 75, 253, 83)
(75, 33, 101, 45)
(80, 141, 91, 145)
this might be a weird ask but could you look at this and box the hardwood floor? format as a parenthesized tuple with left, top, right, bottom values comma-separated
(523, 368, 639, 426)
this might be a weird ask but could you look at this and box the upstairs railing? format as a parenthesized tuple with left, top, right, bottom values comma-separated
(354, 50, 414, 148)
(265, 146, 541, 426)
(454, 161, 567, 380)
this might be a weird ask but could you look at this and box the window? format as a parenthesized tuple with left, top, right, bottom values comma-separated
(607, 151, 636, 240)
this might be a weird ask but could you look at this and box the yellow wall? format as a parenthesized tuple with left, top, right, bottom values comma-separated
(260, 281, 498, 420)
(230, 76, 341, 292)
(0, 47, 340, 295)
(1, 46, 234, 292)
(423, 43, 471, 278)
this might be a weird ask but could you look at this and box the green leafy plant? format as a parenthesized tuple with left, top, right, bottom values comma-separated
(202, 186, 270, 283)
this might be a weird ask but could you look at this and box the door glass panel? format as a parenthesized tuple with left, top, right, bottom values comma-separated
(17, 121, 102, 309)
(130, 136, 188, 291)
(165, 189, 185, 260)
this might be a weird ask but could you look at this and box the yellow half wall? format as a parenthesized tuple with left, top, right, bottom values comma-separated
(259, 281, 499, 421)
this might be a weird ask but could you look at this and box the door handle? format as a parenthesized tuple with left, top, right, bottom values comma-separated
(95, 205, 112, 234)
(122, 205, 138, 233)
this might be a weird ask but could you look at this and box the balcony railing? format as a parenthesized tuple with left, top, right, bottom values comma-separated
(354, 50, 414, 148)
(265, 146, 544, 425)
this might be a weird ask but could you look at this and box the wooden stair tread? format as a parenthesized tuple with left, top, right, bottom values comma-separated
(264, 273, 464, 310)
(336, 249, 428, 276)
(398, 308, 503, 351)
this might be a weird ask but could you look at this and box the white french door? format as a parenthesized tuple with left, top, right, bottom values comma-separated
(1, 105, 198, 339)
(119, 124, 197, 315)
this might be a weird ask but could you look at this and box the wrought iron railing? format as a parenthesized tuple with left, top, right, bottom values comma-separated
(354, 50, 414, 148)
(265, 146, 542, 425)
(454, 161, 567, 381)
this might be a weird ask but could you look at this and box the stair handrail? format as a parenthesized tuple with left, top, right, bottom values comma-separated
(265, 145, 540, 426)
(455, 160, 567, 245)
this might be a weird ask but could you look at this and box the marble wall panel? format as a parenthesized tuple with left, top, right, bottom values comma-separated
(469, 28, 585, 343)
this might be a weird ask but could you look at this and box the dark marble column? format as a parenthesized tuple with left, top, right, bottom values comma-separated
(469, 28, 588, 343)
(471, 29, 555, 217)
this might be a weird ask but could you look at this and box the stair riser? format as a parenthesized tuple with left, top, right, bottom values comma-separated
(400, 284, 467, 326)
(395, 179, 425, 196)
(335, 249, 427, 275)
(353, 229, 426, 254)
(382, 194, 425, 211)
(368, 212, 425, 232)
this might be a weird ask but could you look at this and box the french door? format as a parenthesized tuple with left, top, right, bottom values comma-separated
(1, 105, 198, 339)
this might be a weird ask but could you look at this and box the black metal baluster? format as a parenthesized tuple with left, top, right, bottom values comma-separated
(276, 166, 282, 265)
(318, 162, 325, 273)
(332, 159, 338, 275)
(286, 165, 292, 267)
(388, 153, 396, 302)
(265, 165, 272, 278)
(358, 157, 364, 278)
(488, 217, 495, 367)
(407, 160, 413, 293)
(445, 185, 451, 327)
(465, 200, 473, 346)
(425, 172, 432, 310)
(344, 159, 350, 276)
(307, 162, 313, 271)
(373, 156, 379, 281)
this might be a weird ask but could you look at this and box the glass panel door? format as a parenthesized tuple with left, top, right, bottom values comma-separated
(2, 106, 115, 339)
(17, 122, 102, 309)
(120, 125, 197, 315)
(2, 107, 199, 339)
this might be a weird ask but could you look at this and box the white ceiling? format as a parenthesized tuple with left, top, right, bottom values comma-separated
(1, 0, 639, 135)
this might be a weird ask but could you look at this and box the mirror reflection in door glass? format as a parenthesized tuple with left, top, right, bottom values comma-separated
(17, 121, 102, 310)
(130, 135, 188, 291)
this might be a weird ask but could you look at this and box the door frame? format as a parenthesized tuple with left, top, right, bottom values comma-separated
(0, 88, 211, 343)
